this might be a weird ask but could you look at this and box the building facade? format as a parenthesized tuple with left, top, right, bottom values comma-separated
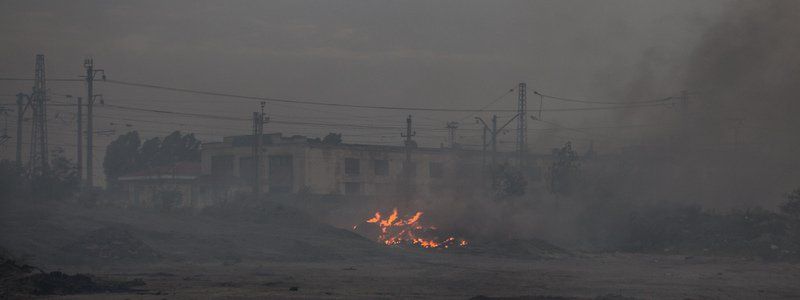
(201, 133, 484, 197)
(118, 132, 546, 209)
(118, 161, 202, 209)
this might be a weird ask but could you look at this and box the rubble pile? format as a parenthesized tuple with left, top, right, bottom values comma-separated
(60, 227, 161, 262)
(1, 252, 145, 297)
(467, 238, 572, 259)
(625, 205, 800, 260)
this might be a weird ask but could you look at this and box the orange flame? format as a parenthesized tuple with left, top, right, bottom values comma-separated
(357, 208, 467, 249)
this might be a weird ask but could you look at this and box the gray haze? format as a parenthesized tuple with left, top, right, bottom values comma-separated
(3, 0, 796, 198)
(4, 3, 800, 298)
(1, 1, 725, 143)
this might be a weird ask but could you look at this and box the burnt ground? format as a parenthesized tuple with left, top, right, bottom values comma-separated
(1, 200, 799, 299)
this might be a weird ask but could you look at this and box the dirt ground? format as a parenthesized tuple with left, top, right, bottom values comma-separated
(2, 201, 800, 299)
(33, 253, 796, 300)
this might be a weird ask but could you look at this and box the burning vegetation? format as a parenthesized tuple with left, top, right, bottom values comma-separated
(355, 208, 468, 249)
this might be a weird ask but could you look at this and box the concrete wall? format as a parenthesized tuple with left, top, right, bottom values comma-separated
(199, 134, 477, 197)
(123, 180, 196, 209)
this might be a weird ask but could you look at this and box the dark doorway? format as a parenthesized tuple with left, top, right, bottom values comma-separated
(269, 155, 293, 193)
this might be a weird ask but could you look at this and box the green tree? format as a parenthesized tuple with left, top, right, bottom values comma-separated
(547, 141, 581, 196)
(780, 188, 800, 220)
(142, 131, 200, 167)
(491, 163, 527, 198)
(103, 131, 141, 189)
(138, 136, 161, 168)
(0, 159, 26, 199)
(103, 130, 201, 189)
(322, 132, 343, 145)
(30, 149, 79, 200)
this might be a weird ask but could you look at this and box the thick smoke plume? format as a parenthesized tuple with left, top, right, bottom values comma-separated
(388, 1, 800, 248)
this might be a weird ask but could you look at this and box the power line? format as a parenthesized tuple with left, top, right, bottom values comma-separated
(535, 91, 675, 105)
(100, 104, 406, 130)
(0, 77, 82, 82)
(457, 87, 516, 121)
(100, 79, 673, 112)
(529, 117, 636, 142)
(4, 75, 679, 112)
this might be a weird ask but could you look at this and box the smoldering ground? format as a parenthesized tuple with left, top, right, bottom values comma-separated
(3, 1, 800, 299)
(333, 0, 800, 255)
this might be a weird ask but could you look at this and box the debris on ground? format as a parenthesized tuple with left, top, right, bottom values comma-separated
(466, 238, 572, 259)
(470, 294, 637, 300)
(0, 251, 145, 297)
(60, 226, 161, 262)
(625, 205, 800, 261)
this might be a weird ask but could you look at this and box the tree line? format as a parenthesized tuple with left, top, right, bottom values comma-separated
(103, 131, 200, 189)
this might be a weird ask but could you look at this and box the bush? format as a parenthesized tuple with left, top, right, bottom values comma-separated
(546, 142, 581, 196)
(0, 160, 26, 199)
(624, 204, 799, 260)
(780, 188, 800, 219)
(490, 163, 526, 198)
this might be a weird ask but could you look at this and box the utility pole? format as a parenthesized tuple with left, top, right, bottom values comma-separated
(29, 54, 48, 175)
(401, 115, 416, 164)
(679, 90, 690, 145)
(84, 58, 105, 188)
(534, 91, 543, 120)
(476, 114, 519, 166)
(76, 97, 83, 184)
(401, 115, 416, 197)
(446, 121, 458, 149)
(516, 82, 527, 166)
(729, 118, 744, 153)
(0, 106, 9, 147)
(491, 115, 497, 164)
(252, 101, 268, 196)
(680, 90, 689, 116)
(481, 126, 487, 169)
(15, 93, 29, 166)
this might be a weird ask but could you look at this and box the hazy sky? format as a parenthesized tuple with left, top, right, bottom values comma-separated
(0, 1, 731, 161)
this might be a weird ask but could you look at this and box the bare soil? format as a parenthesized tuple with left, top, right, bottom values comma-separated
(2, 200, 799, 299)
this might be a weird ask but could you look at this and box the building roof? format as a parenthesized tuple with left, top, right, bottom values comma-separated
(118, 161, 201, 181)
(205, 132, 484, 154)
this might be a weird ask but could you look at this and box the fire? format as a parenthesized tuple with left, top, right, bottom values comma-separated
(355, 208, 468, 249)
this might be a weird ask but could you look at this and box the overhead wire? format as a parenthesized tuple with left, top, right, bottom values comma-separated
(98, 79, 674, 113)
(535, 91, 675, 105)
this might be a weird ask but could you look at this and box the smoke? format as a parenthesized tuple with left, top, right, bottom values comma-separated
(606, 1, 800, 209)
(399, 1, 800, 247)
(684, 1, 800, 144)
(683, 1, 800, 205)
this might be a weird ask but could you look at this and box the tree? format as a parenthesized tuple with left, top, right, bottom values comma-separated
(0, 150, 78, 201)
(137, 136, 161, 168)
(30, 148, 79, 200)
(547, 141, 581, 196)
(104, 131, 141, 189)
(780, 188, 800, 219)
(0, 159, 25, 199)
(103, 130, 201, 189)
(322, 132, 343, 145)
(491, 163, 527, 198)
(153, 131, 201, 166)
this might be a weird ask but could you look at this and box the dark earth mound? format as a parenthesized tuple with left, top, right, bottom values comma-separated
(0, 251, 145, 298)
(60, 226, 162, 262)
(470, 294, 637, 300)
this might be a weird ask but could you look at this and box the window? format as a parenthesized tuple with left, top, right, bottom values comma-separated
(429, 162, 443, 178)
(374, 160, 389, 176)
(403, 162, 416, 177)
(345, 158, 360, 175)
(269, 155, 293, 193)
(211, 155, 234, 177)
(344, 182, 361, 195)
(239, 156, 256, 180)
